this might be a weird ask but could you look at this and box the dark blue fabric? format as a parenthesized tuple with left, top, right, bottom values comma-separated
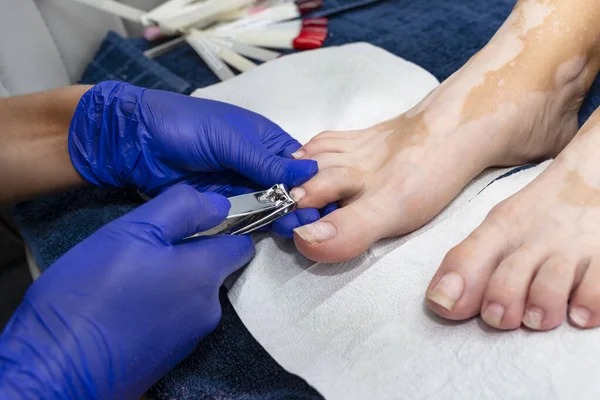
(79, 31, 191, 93)
(12, 0, 600, 398)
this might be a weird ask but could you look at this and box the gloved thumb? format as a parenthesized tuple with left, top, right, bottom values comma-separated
(116, 185, 231, 243)
(235, 146, 318, 189)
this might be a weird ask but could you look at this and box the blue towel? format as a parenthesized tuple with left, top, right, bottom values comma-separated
(12, 0, 600, 398)
(79, 32, 192, 93)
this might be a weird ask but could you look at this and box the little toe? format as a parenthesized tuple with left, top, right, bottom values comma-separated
(294, 197, 384, 263)
(522, 255, 581, 331)
(291, 167, 364, 209)
(426, 215, 516, 321)
(569, 259, 600, 329)
(481, 246, 547, 330)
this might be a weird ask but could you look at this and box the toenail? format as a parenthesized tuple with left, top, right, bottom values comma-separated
(426, 272, 464, 311)
(292, 150, 306, 159)
(522, 306, 544, 330)
(569, 306, 591, 328)
(290, 187, 306, 202)
(294, 222, 336, 244)
(482, 303, 505, 328)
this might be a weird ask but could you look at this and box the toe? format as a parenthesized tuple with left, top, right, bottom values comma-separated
(296, 137, 357, 158)
(291, 167, 365, 209)
(522, 255, 581, 331)
(311, 129, 362, 141)
(481, 246, 547, 330)
(569, 259, 600, 328)
(311, 153, 355, 170)
(426, 217, 516, 321)
(294, 197, 384, 263)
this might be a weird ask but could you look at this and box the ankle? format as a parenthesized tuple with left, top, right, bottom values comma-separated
(477, 0, 600, 89)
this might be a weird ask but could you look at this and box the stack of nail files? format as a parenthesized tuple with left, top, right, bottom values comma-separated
(140, 0, 299, 40)
(185, 23, 328, 79)
(152, 0, 328, 81)
(69, 0, 254, 32)
(69, 0, 327, 81)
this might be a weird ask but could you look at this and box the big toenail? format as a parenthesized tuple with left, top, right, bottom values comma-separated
(426, 272, 464, 311)
(290, 187, 306, 202)
(482, 303, 505, 328)
(522, 306, 544, 330)
(294, 222, 336, 244)
(569, 306, 591, 328)
(292, 150, 306, 159)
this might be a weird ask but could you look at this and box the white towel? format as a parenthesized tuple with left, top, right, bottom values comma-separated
(192, 43, 599, 399)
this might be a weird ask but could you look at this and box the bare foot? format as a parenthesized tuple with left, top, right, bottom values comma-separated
(291, 0, 600, 263)
(426, 108, 600, 331)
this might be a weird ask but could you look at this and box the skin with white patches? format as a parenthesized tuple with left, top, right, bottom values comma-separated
(423, 0, 600, 331)
(292, 0, 600, 265)
(427, 111, 600, 331)
(517, 0, 555, 34)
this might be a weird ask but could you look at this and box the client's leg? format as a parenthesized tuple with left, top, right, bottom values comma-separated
(291, 0, 600, 263)
(427, 107, 600, 331)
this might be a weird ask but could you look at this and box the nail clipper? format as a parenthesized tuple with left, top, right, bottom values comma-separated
(193, 184, 297, 237)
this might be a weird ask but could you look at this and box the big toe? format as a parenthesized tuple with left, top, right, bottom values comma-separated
(293, 198, 386, 263)
(426, 209, 515, 321)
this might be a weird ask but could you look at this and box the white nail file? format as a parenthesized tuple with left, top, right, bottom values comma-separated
(141, 0, 196, 26)
(190, 31, 256, 73)
(158, 0, 254, 32)
(68, 0, 145, 22)
(211, 29, 299, 49)
(217, 0, 295, 21)
(209, 37, 281, 62)
(214, 2, 301, 32)
(186, 33, 236, 81)
(143, 36, 187, 59)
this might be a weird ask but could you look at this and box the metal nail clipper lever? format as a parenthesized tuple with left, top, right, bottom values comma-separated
(192, 184, 297, 237)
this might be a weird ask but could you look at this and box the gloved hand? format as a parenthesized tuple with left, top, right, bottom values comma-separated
(0, 185, 254, 400)
(68, 80, 331, 237)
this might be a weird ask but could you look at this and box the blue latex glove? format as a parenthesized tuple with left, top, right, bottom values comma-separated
(68, 80, 323, 236)
(0, 185, 254, 400)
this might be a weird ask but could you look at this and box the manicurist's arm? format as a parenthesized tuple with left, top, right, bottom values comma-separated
(0, 81, 322, 399)
(0, 81, 321, 237)
(0, 86, 90, 203)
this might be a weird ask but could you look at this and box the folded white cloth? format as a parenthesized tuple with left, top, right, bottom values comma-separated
(192, 44, 600, 399)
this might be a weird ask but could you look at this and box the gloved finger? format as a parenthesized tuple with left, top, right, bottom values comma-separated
(270, 208, 320, 238)
(262, 152, 318, 189)
(178, 235, 255, 283)
(218, 179, 261, 198)
(142, 173, 255, 199)
(194, 183, 259, 198)
(226, 137, 318, 189)
(183, 174, 262, 198)
(118, 185, 231, 244)
(297, 208, 322, 225)
(270, 213, 299, 238)
(270, 204, 336, 238)
(322, 202, 339, 216)
(278, 141, 302, 159)
(261, 125, 303, 159)
(274, 136, 303, 159)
